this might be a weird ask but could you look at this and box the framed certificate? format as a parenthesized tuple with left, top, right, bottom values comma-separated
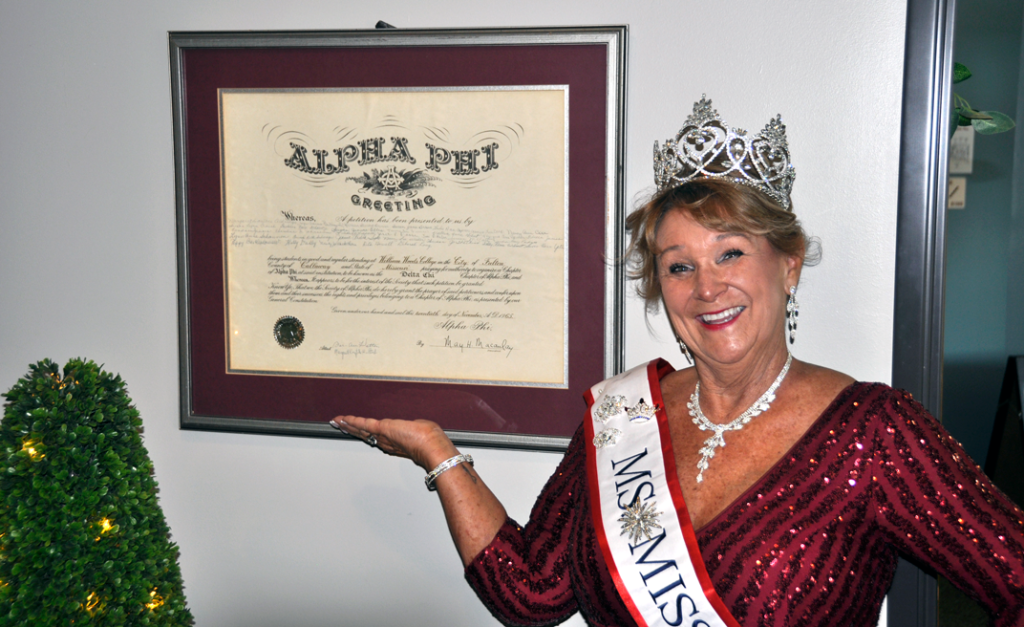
(170, 26, 627, 450)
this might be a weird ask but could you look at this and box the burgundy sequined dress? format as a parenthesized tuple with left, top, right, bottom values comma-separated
(465, 377, 1024, 626)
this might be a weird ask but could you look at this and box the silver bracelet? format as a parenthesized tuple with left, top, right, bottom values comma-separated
(424, 454, 474, 491)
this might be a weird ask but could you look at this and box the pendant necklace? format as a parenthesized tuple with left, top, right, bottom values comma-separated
(688, 352, 793, 483)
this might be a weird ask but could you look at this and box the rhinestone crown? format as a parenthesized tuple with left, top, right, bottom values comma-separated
(654, 95, 796, 210)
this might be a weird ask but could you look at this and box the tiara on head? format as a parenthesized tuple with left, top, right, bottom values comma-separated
(653, 95, 796, 210)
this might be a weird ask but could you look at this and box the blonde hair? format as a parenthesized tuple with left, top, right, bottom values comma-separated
(625, 179, 819, 309)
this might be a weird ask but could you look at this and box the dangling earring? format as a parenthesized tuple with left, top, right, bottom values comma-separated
(677, 337, 693, 364)
(786, 286, 799, 344)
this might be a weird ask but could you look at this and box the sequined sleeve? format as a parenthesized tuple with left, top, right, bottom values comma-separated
(463, 425, 585, 626)
(872, 389, 1024, 625)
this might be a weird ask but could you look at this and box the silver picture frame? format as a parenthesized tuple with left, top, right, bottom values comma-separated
(170, 26, 627, 451)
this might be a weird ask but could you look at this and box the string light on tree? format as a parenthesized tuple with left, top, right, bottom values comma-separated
(147, 589, 166, 611)
(21, 439, 43, 460)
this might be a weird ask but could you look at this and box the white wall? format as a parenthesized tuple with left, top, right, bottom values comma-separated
(0, 1, 906, 625)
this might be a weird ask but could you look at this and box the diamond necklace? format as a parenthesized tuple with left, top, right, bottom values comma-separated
(688, 352, 793, 483)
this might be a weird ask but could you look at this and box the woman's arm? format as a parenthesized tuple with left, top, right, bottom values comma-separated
(335, 415, 584, 626)
(872, 390, 1024, 626)
(331, 415, 506, 566)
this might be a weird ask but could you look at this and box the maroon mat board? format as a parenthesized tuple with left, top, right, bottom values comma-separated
(172, 28, 626, 449)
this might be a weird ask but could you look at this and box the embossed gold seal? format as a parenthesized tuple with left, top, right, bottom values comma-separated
(273, 316, 304, 349)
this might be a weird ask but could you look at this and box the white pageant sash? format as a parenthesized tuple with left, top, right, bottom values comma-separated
(584, 360, 739, 627)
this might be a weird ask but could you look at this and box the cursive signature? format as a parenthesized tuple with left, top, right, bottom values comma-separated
(431, 335, 514, 358)
(319, 340, 380, 359)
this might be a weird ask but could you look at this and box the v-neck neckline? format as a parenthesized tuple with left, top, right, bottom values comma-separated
(653, 363, 860, 535)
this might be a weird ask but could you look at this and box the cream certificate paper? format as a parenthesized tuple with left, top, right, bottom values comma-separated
(220, 87, 568, 387)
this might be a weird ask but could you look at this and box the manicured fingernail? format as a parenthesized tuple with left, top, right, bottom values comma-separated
(329, 419, 349, 434)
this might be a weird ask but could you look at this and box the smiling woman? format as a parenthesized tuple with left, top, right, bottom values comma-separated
(332, 96, 1024, 627)
(625, 178, 818, 312)
(656, 210, 796, 368)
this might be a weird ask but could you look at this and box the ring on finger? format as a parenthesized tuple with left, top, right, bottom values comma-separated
(366, 435, 378, 447)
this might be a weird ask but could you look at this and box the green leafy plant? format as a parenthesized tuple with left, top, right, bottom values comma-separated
(0, 359, 193, 626)
(952, 61, 1016, 136)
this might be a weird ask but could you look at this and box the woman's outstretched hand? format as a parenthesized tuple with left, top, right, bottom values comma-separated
(330, 415, 459, 472)
(329, 413, 507, 565)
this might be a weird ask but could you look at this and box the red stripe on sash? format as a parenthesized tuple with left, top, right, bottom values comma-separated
(584, 386, 651, 626)
(647, 361, 740, 627)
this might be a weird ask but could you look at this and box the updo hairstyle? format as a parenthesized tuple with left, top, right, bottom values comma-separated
(625, 178, 820, 311)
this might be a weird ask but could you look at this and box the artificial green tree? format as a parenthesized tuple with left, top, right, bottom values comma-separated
(0, 358, 193, 625)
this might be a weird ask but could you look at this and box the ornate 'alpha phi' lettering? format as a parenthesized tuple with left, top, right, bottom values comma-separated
(386, 137, 415, 164)
(357, 137, 386, 164)
(285, 143, 357, 175)
(280, 126, 514, 214)
(286, 136, 500, 181)
(285, 137, 420, 176)
(425, 142, 500, 175)
(358, 137, 415, 166)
